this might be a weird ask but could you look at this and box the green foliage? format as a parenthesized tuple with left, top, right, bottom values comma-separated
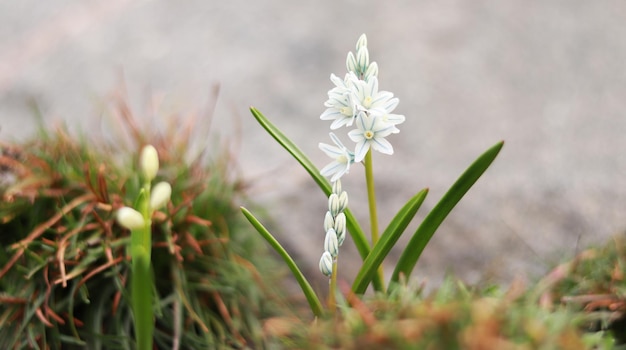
(390, 141, 504, 289)
(0, 108, 285, 349)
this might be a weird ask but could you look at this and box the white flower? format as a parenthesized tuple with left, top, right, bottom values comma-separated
(319, 251, 333, 277)
(348, 114, 396, 162)
(149, 181, 172, 211)
(117, 207, 145, 230)
(320, 73, 360, 129)
(324, 228, 339, 258)
(352, 76, 397, 114)
(140, 145, 159, 182)
(319, 133, 355, 182)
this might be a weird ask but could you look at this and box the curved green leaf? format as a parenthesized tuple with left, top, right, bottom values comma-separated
(250, 107, 383, 289)
(390, 141, 504, 290)
(240, 206, 324, 317)
(352, 189, 428, 294)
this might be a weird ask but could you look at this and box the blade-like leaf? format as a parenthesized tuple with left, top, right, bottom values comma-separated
(250, 107, 384, 289)
(390, 141, 504, 289)
(240, 206, 324, 317)
(352, 189, 428, 294)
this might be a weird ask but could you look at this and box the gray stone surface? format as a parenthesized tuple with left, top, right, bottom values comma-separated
(1, 0, 625, 290)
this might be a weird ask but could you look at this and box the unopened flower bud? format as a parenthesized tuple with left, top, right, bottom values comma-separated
(356, 47, 369, 75)
(328, 193, 340, 217)
(140, 145, 159, 182)
(324, 211, 335, 232)
(150, 181, 172, 211)
(324, 228, 339, 257)
(117, 207, 145, 230)
(337, 191, 348, 213)
(319, 251, 333, 277)
(332, 179, 342, 194)
(364, 61, 378, 80)
(333, 213, 346, 246)
(346, 51, 357, 74)
(356, 34, 367, 51)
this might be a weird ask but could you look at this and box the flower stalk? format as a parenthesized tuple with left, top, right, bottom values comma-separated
(116, 144, 172, 350)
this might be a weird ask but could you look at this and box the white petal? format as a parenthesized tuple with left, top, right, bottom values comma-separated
(330, 116, 352, 130)
(320, 108, 341, 121)
(348, 129, 364, 143)
(319, 143, 343, 158)
(371, 137, 394, 155)
(354, 140, 370, 162)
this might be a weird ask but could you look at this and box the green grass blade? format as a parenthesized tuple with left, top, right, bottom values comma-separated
(352, 189, 428, 294)
(249, 107, 371, 258)
(240, 206, 324, 317)
(390, 141, 504, 288)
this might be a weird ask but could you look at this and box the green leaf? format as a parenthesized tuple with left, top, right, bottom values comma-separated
(352, 189, 428, 294)
(249, 107, 370, 256)
(240, 206, 325, 317)
(249, 107, 386, 290)
(390, 141, 504, 290)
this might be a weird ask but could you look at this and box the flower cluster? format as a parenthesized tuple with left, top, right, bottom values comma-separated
(319, 180, 348, 277)
(318, 34, 404, 277)
(116, 145, 172, 230)
(319, 33, 405, 175)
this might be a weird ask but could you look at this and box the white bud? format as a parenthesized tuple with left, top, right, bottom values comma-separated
(337, 191, 348, 213)
(332, 179, 342, 195)
(346, 51, 357, 74)
(333, 213, 346, 246)
(116, 207, 145, 230)
(319, 251, 333, 277)
(324, 211, 335, 232)
(356, 47, 369, 75)
(324, 228, 339, 257)
(149, 181, 172, 211)
(140, 145, 159, 182)
(356, 34, 367, 51)
(364, 61, 378, 80)
(328, 193, 340, 217)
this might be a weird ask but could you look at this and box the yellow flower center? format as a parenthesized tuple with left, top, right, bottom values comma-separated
(340, 107, 352, 116)
(363, 96, 372, 108)
(364, 131, 374, 140)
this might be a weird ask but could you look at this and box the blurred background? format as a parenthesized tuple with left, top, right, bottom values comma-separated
(1, 0, 625, 289)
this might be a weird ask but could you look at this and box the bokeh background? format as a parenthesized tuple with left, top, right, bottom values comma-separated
(2, 0, 625, 289)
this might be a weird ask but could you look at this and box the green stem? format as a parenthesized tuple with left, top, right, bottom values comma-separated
(132, 182, 154, 350)
(364, 150, 384, 287)
(364, 150, 379, 244)
(328, 258, 338, 314)
(131, 247, 153, 350)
